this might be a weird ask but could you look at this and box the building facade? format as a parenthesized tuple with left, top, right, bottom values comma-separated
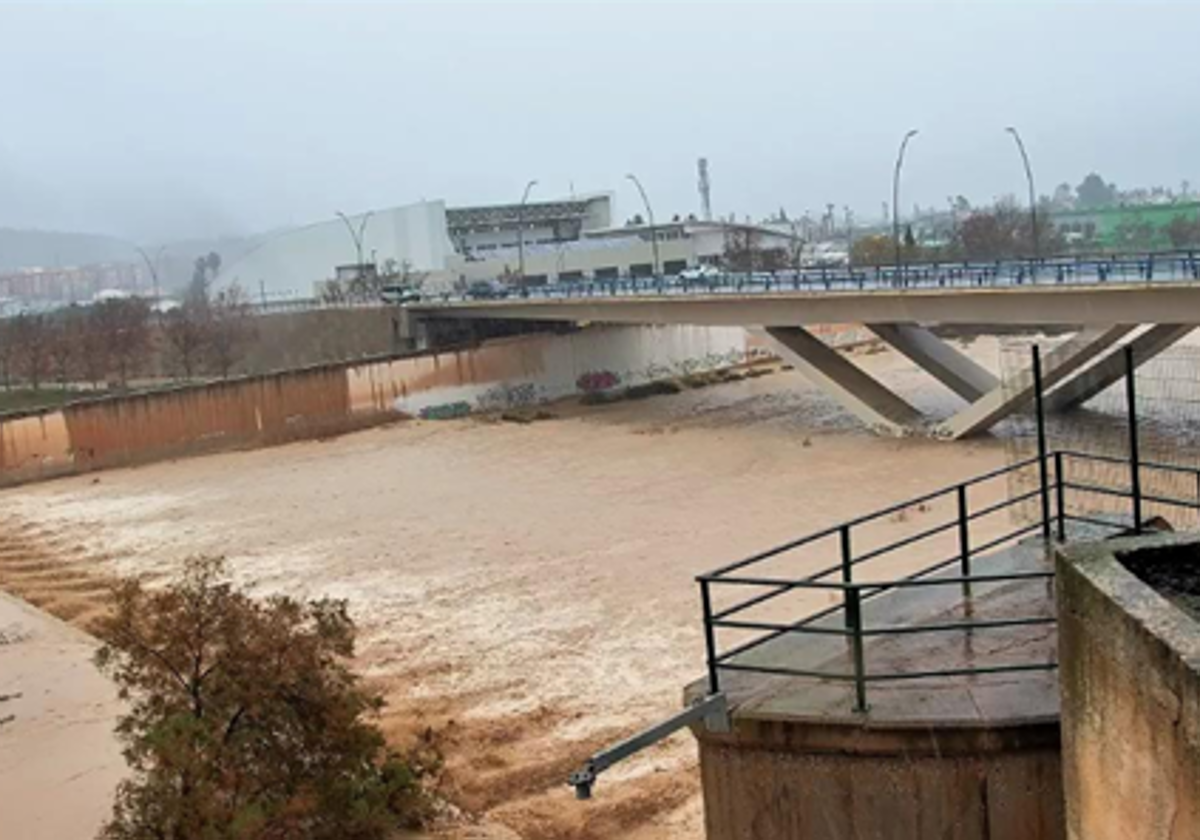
(0, 262, 150, 313)
(216, 195, 799, 299)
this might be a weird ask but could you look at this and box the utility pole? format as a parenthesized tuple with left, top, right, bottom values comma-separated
(844, 206, 855, 268)
(893, 129, 919, 271)
(517, 179, 538, 281)
(1006, 126, 1039, 259)
(626, 173, 660, 277)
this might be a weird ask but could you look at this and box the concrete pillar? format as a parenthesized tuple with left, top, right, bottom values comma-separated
(939, 325, 1137, 439)
(393, 308, 429, 352)
(1045, 324, 1193, 412)
(757, 326, 923, 435)
(868, 323, 999, 401)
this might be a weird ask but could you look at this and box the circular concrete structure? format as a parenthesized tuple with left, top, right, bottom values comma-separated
(693, 691, 1062, 840)
(689, 540, 1064, 840)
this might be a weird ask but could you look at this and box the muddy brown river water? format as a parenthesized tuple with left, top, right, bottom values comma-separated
(0, 339, 1024, 839)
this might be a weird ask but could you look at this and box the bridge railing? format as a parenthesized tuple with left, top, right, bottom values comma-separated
(429, 251, 1200, 305)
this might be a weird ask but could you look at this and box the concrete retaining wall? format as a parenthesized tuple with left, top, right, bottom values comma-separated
(0, 324, 761, 487)
(359, 324, 754, 417)
(694, 718, 1063, 840)
(1057, 535, 1200, 840)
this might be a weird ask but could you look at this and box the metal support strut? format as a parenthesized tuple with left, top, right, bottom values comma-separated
(567, 693, 729, 800)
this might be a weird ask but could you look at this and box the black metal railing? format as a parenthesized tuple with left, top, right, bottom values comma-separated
(430, 250, 1200, 305)
(695, 344, 1200, 712)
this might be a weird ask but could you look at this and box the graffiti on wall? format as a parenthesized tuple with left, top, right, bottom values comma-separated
(576, 370, 621, 394)
(476, 382, 542, 413)
(419, 401, 473, 421)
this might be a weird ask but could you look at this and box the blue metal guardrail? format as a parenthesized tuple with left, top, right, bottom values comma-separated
(431, 250, 1200, 305)
(694, 345, 1199, 712)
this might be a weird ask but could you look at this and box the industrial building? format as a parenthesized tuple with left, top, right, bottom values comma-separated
(215, 192, 798, 300)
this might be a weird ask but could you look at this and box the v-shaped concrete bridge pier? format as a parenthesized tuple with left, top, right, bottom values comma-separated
(413, 276, 1200, 437)
(757, 322, 1193, 438)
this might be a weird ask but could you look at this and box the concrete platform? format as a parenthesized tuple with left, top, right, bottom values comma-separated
(691, 535, 1060, 728)
(687, 536, 1074, 840)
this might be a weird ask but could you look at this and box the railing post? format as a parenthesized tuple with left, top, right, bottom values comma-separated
(839, 525, 853, 630)
(1032, 345, 1052, 540)
(957, 484, 971, 592)
(960, 482, 969, 600)
(699, 580, 720, 695)
(1055, 451, 1066, 541)
(1125, 344, 1142, 534)
(846, 586, 868, 713)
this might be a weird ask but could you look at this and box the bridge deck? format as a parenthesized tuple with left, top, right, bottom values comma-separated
(414, 279, 1200, 328)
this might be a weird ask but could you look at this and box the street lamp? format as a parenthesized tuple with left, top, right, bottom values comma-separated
(626, 173, 660, 277)
(892, 129, 919, 271)
(134, 245, 166, 301)
(1006, 126, 1039, 259)
(517, 179, 538, 281)
(335, 210, 374, 270)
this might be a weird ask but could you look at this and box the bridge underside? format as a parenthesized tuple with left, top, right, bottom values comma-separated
(410, 290, 1200, 437)
(759, 323, 1192, 438)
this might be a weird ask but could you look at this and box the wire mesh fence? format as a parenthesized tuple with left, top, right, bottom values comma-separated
(1002, 333, 1200, 531)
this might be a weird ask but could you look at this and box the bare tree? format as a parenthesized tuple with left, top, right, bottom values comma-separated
(77, 311, 110, 390)
(722, 228, 789, 272)
(13, 314, 50, 391)
(0, 319, 15, 391)
(47, 311, 79, 392)
(207, 284, 255, 379)
(161, 302, 211, 381)
(319, 278, 349, 305)
(92, 298, 152, 388)
(348, 267, 384, 302)
(393, 259, 429, 291)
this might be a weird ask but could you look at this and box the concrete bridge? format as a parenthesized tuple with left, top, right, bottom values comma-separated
(410, 255, 1200, 437)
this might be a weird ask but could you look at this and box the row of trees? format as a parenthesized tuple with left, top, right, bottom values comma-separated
(0, 284, 255, 393)
(1167, 215, 1200, 249)
(850, 203, 1064, 265)
(161, 285, 255, 380)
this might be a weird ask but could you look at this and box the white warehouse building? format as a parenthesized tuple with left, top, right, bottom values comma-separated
(215, 192, 798, 300)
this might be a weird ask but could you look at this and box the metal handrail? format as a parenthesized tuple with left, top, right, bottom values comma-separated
(698, 445, 1193, 712)
(435, 251, 1200, 307)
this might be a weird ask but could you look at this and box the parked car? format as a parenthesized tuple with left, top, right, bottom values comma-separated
(467, 280, 509, 300)
(380, 284, 422, 304)
(679, 264, 722, 281)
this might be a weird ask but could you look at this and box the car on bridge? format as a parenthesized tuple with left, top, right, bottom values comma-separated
(679, 264, 722, 282)
(467, 279, 510, 300)
(380, 284, 422, 304)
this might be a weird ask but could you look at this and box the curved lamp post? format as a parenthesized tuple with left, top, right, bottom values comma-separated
(1006, 126, 1039, 259)
(134, 245, 166, 301)
(335, 210, 374, 269)
(626, 173, 660, 277)
(892, 129, 919, 271)
(517, 179, 538, 280)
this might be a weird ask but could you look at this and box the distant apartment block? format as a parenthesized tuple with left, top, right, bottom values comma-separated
(0, 262, 149, 310)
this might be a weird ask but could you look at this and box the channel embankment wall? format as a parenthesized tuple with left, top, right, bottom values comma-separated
(0, 323, 802, 486)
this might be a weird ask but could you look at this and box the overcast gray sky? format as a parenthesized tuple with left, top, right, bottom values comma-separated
(1, 1, 1197, 242)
